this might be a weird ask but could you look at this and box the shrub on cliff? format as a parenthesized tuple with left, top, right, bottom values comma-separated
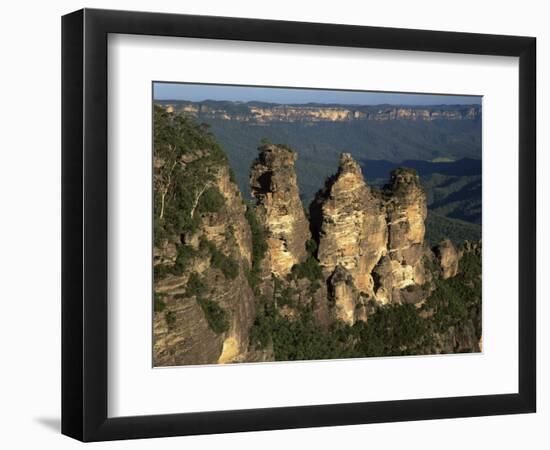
(164, 310, 176, 329)
(154, 293, 166, 313)
(245, 206, 267, 270)
(196, 186, 225, 215)
(171, 245, 198, 276)
(275, 285, 296, 308)
(200, 238, 239, 280)
(249, 302, 273, 350)
(153, 264, 169, 280)
(154, 244, 197, 280)
(305, 238, 318, 255)
(422, 252, 481, 335)
(291, 256, 323, 282)
(197, 298, 229, 334)
(185, 272, 207, 298)
(244, 205, 267, 293)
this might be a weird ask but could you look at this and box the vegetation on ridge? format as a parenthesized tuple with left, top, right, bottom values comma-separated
(153, 104, 227, 248)
(249, 251, 481, 360)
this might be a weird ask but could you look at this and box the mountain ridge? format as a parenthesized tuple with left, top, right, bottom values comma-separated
(157, 99, 481, 123)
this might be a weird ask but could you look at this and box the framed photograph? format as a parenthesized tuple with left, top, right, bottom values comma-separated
(61, 8, 536, 441)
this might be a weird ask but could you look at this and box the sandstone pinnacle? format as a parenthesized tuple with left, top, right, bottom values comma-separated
(250, 144, 311, 277)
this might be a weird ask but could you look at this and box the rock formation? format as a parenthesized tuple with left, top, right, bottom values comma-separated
(311, 154, 430, 311)
(153, 161, 257, 366)
(373, 168, 429, 304)
(312, 153, 387, 299)
(327, 265, 359, 325)
(434, 239, 459, 279)
(250, 144, 311, 277)
(459, 239, 482, 258)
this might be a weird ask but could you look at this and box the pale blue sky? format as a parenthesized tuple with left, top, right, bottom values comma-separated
(153, 82, 481, 106)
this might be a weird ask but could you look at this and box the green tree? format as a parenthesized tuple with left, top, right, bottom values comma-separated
(153, 106, 230, 280)
(197, 298, 230, 334)
(153, 106, 227, 241)
(244, 205, 267, 292)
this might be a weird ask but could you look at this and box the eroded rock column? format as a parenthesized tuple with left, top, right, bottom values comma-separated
(434, 238, 459, 279)
(250, 144, 311, 277)
(313, 153, 387, 298)
(373, 168, 428, 304)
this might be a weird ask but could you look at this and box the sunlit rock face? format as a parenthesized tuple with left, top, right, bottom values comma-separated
(328, 265, 359, 325)
(313, 156, 431, 310)
(434, 239, 459, 279)
(250, 144, 311, 277)
(386, 168, 427, 258)
(312, 153, 388, 298)
(373, 168, 429, 304)
(153, 164, 257, 366)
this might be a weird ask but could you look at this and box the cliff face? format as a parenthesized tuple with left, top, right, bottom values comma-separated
(162, 101, 481, 124)
(313, 153, 387, 298)
(327, 265, 359, 325)
(374, 168, 429, 304)
(434, 239, 459, 279)
(153, 156, 257, 366)
(250, 144, 311, 277)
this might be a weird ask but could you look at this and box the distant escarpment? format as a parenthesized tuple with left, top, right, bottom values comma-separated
(160, 100, 480, 124)
(153, 108, 482, 365)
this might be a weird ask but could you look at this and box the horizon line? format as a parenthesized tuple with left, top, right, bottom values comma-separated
(153, 98, 481, 108)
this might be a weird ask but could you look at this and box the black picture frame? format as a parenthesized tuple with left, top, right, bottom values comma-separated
(62, 8, 536, 442)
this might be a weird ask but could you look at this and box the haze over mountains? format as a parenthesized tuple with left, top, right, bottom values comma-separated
(156, 100, 482, 245)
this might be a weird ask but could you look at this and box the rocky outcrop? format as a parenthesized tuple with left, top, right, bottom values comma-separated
(328, 265, 359, 325)
(372, 255, 412, 304)
(313, 153, 387, 298)
(373, 168, 429, 303)
(459, 239, 482, 258)
(434, 239, 459, 279)
(250, 144, 311, 277)
(153, 164, 257, 366)
(161, 101, 481, 124)
(312, 155, 430, 309)
(432, 325, 481, 354)
(215, 166, 253, 266)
